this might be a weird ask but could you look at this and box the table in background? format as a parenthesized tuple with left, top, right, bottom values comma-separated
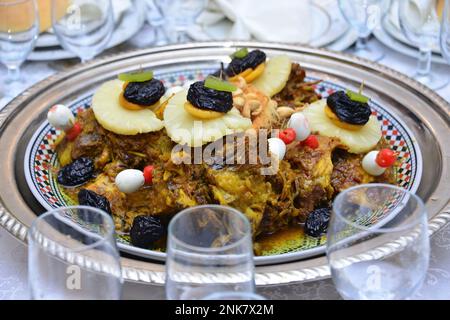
(1, 36, 449, 300)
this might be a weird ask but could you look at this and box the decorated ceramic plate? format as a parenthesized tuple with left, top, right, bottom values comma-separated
(1, 43, 448, 285)
(23, 65, 423, 265)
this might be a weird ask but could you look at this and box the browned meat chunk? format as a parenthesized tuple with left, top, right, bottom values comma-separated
(71, 109, 108, 163)
(331, 140, 396, 193)
(273, 63, 321, 109)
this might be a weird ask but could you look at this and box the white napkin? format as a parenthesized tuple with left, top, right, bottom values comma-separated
(112, 0, 132, 22)
(389, 0, 442, 30)
(196, 0, 313, 44)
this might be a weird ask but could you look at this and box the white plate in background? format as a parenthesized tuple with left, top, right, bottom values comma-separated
(373, 25, 447, 64)
(187, 3, 349, 48)
(382, 17, 441, 54)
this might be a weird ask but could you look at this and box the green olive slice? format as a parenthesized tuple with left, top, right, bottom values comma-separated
(204, 76, 237, 92)
(118, 71, 154, 82)
(230, 47, 249, 59)
(346, 89, 369, 103)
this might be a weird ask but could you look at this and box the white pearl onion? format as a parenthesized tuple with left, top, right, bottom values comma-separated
(362, 151, 386, 176)
(287, 112, 311, 141)
(115, 169, 145, 194)
(268, 138, 287, 160)
(47, 104, 75, 131)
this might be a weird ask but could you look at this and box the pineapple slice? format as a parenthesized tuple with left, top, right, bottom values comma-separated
(92, 80, 164, 135)
(164, 90, 252, 147)
(303, 99, 382, 154)
(252, 55, 292, 97)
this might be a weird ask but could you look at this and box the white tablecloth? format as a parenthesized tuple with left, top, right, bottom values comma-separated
(0, 36, 449, 300)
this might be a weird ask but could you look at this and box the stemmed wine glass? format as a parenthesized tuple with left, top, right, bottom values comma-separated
(165, 205, 255, 300)
(51, 0, 114, 63)
(0, 0, 39, 99)
(145, 0, 168, 45)
(327, 184, 429, 300)
(203, 292, 266, 300)
(399, 0, 448, 89)
(440, 0, 450, 63)
(338, 0, 390, 61)
(28, 206, 123, 300)
(157, 0, 207, 43)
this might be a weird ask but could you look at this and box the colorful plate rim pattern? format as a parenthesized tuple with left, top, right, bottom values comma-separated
(24, 67, 423, 265)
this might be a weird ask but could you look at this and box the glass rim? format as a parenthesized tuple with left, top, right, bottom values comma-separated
(332, 183, 427, 233)
(202, 291, 265, 300)
(168, 205, 252, 254)
(29, 205, 115, 252)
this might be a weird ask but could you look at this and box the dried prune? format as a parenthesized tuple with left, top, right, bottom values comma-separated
(123, 79, 166, 106)
(57, 157, 94, 187)
(210, 62, 227, 79)
(130, 215, 164, 248)
(305, 207, 331, 237)
(327, 91, 371, 125)
(78, 189, 112, 215)
(226, 49, 266, 77)
(187, 81, 233, 113)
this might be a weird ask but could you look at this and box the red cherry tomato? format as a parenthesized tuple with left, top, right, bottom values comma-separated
(278, 128, 296, 145)
(65, 122, 82, 141)
(143, 165, 154, 184)
(376, 149, 396, 168)
(302, 135, 319, 149)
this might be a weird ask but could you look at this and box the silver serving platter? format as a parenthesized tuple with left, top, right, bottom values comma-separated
(0, 42, 449, 286)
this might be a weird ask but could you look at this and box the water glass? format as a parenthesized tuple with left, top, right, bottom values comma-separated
(203, 292, 266, 300)
(165, 205, 255, 300)
(440, 0, 450, 62)
(399, 0, 448, 89)
(28, 206, 123, 300)
(51, 0, 114, 63)
(327, 184, 429, 300)
(0, 0, 39, 95)
(145, 0, 168, 45)
(157, 0, 207, 43)
(338, 0, 390, 61)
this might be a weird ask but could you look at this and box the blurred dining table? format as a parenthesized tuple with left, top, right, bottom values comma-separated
(0, 27, 450, 299)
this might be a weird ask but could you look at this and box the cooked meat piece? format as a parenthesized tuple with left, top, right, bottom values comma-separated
(331, 148, 372, 192)
(200, 134, 272, 236)
(331, 139, 396, 193)
(70, 109, 109, 164)
(205, 165, 273, 236)
(72, 133, 104, 159)
(284, 136, 341, 221)
(273, 63, 321, 109)
(106, 129, 173, 168)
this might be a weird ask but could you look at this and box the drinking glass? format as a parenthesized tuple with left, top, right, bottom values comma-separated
(440, 0, 450, 62)
(28, 206, 123, 300)
(145, 0, 168, 45)
(157, 0, 207, 43)
(399, 0, 448, 89)
(51, 0, 114, 63)
(338, 0, 390, 61)
(165, 205, 255, 300)
(0, 0, 39, 97)
(203, 292, 266, 300)
(327, 184, 429, 300)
